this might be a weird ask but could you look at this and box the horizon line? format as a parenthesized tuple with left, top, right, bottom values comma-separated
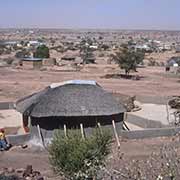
(0, 27, 180, 32)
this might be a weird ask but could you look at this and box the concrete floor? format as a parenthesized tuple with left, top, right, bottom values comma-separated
(0, 109, 24, 134)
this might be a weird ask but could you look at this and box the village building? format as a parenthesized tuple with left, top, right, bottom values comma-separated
(27, 41, 44, 47)
(15, 80, 126, 143)
(166, 56, 180, 73)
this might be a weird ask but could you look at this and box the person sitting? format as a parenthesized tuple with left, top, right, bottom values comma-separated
(0, 128, 10, 151)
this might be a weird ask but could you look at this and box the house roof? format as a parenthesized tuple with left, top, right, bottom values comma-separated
(50, 80, 98, 88)
(167, 57, 180, 66)
(22, 57, 43, 61)
(15, 81, 126, 118)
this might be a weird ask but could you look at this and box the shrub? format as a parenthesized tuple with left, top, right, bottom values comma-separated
(112, 47, 144, 75)
(49, 128, 112, 180)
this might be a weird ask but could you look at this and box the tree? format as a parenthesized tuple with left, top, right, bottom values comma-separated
(33, 45, 50, 58)
(80, 46, 95, 64)
(113, 47, 144, 76)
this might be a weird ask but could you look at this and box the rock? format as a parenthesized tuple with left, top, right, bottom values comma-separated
(25, 177, 31, 180)
(32, 171, 41, 177)
(16, 168, 25, 173)
(23, 165, 33, 177)
(21, 144, 28, 149)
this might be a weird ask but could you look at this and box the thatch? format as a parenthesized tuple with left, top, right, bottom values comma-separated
(15, 87, 50, 115)
(113, 93, 135, 112)
(16, 83, 125, 118)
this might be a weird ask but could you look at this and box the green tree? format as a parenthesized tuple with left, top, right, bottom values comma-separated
(34, 45, 50, 58)
(49, 129, 112, 180)
(80, 45, 95, 64)
(113, 47, 144, 76)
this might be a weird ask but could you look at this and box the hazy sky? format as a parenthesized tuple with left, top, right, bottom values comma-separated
(0, 0, 180, 30)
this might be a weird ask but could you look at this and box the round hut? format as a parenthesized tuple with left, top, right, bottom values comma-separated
(15, 80, 126, 142)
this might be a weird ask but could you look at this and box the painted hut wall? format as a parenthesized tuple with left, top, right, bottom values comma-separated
(30, 113, 124, 140)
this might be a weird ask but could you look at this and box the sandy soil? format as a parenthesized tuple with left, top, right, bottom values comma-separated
(0, 65, 180, 103)
(0, 64, 179, 178)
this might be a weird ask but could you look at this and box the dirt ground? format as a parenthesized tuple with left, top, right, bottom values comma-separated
(0, 64, 180, 179)
(0, 136, 180, 179)
(0, 65, 180, 103)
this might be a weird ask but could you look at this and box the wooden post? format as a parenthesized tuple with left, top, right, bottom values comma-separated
(97, 122, 103, 134)
(22, 115, 30, 133)
(124, 112, 128, 122)
(37, 124, 44, 147)
(166, 102, 170, 124)
(64, 124, 67, 138)
(112, 120, 120, 148)
(80, 123, 85, 140)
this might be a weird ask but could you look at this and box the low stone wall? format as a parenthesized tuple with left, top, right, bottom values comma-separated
(6, 133, 31, 146)
(5, 126, 180, 146)
(119, 127, 180, 139)
(0, 102, 30, 146)
(1, 102, 180, 145)
(0, 102, 14, 110)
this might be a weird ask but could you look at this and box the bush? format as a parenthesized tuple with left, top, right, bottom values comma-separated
(112, 47, 144, 75)
(49, 128, 112, 180)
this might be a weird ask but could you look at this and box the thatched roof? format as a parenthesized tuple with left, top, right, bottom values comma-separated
(16, 81, 125, 117)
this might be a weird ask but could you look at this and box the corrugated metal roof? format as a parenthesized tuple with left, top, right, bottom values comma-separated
(50, 80, 97, 88)
(22, 57, 43, 61)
